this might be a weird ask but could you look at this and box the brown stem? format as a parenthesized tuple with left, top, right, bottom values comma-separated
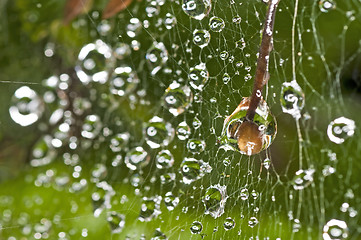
(246, 0, 280, 121)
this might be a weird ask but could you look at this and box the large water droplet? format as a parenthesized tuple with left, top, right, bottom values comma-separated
(146, 42, 168, 75)
(188, 63, 209, 91)
(323, 219, 348, 240)
(202, 184, 227, 219)
(9, 86, 44, 126)
(193, 29, 210, 48)
(75, 40, 113, 84)
(292, 169, 315, 190)
(138, 196, 162, 222)
(209, 16, 225, 32)
(190, 221, 203, 234)
(110, 66, 139, 97)
(180, 157, 212, 184)
(163, 81, 192, 116)
(124, 147, 149, 170)
(182, 0, 211, 20)
(220, 97, 277, 155)
(144, 116, 174, 149)
(327, 117, 355, 144)
(280, 80, 305, 120)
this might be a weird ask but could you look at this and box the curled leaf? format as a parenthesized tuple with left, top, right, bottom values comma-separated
(63, 0, 92, 25)
(102, 0, 134, 19)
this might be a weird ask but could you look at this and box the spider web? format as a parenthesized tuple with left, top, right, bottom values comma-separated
(1, 0, 361, 239)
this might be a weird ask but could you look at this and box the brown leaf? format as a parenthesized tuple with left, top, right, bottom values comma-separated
(63, 0, 92, 25)
(102, 0, 134, 19)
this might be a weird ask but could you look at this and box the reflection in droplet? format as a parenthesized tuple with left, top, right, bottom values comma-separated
(193, 29, 210, 48)
(144, 116, 174, 149)
(110, 133, 130, 152)
(164, 192, 179, 211)
(280, 80, 305, 120)
(224, 217, 235, 230)
(146, 42, 168, 75)
(323, 219, 348, 240)
(75, 40, 112, 84)
(240, 188, 249, 200)
(188, 63, 209, 91)
(219, 97, 277, 155)
(192, 116, 202, 129)
(124, 147, 149, 170)
(181, 157, 212, 184)
(110, 66, 139, 97)
(107, 211, 125, 234)
(155, 150, 174, 169)
(182, 0, 211, 20)
(292, 169, 315, 190)
(187, 139, 206, 153)
(223, 73, 231, 84)
(319, 0, 336, 13)
(209, 16, 225, 32)
(248, 217, 258, 228)
(202, 184, 227, 219)
(9, 86, 44, 126)
(139, 196, 162, 222)
(327, 117, 355, 144)
(190, 221, 203, 234)
(163, 81, 193, 116)
(176, 121, 191, 140)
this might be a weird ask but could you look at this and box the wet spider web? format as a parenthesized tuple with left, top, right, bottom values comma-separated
(1, 0, 361, 239)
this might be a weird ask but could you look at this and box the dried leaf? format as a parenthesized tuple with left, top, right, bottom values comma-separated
(102, 0, 134, 19)
(63, 0, 92, 25)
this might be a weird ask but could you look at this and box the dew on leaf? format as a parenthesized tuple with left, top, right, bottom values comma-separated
(138, 196, 162, 222)
(107, 211, 125, 234)
(193, 29, 211, 48)
(188, 63, 209, 91)
(146, 42, 169, 75)
(144, 116, 174, 149)
(292, 169, 315, 190)
(180, 157, 212, 184)
(187, 139, 206, 153)
(155, 150, 174, 169)
(75, 40, 113, 84)
(327, 117, 355, 144)
(176, 121, 191, 140)
(323, 219, 348, 240)
(182, 0, 211, 20)
(9, 86, 44, 127)
(220, 97, 277, 155)
(319, 0, 336, 13)
(163, 81, 193, 116)
(110, 66, 139, 97)
(190, 221, 203, 234)
(202, 184, 227, 219)
(124, 147, 149, 170)
(209, 16, 225, 32)
(224, 217, 235, 230)
(280, 80, 305, 120)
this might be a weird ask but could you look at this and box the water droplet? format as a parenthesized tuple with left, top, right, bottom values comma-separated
(323, 219, 348, 240)
(202, 184, 227, 218)
(181, 157, 212, 184)
(220, 97, 277, 155)
(319, 0, 336, 13)
(81, 115, 102, 139)
(155, 150, 174, 169)
(327, 117, 355, 144)
(91, 163, 107, 183)
(223, 73, 231, 84)
(232, 15, 242, 24)
(176, 121, 191, 140)
(146, 42, 168, 75)
(110, 66, 139, 97)
(236, 38, 246, 49)
(126, 18, 142, 38)
(9, 86, 44, 127)
(160, 172, 176, 185)
(151, 228, 167, 239)
(188, 63, 209, 91)
(124, 147, 149, 170)
(248, 217, 258, 228)
(163, 81, 193, 116)
(219, 51, 229, 60)
(114, 42, 131, 60)
(292, 169, 315, 190)
(75, 40, 112, 84)
(280, 80, 305, 120)
(182, 0, 211, 20)
(107, 211, 125, 233)
(190, 221, 203, 234)
(192, 116, 202, 129)
(139, 196, 162, 222)
(164, 13, 177, 29)
(144, 116, 174, 149)
(110, 133, 130, 152)
(209, 16, 225, 32)
(164, 192, 179, 211)
(224, 217, 235, 230)
(187, 139, 206, 153)
(193, 29, 211, 48)
(30, 136, 56, 167)
(240, 188, 249, 200)
(263, 158, 271, 169)
(251, 190, 259, 200)
(92, 181, 115, 217)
